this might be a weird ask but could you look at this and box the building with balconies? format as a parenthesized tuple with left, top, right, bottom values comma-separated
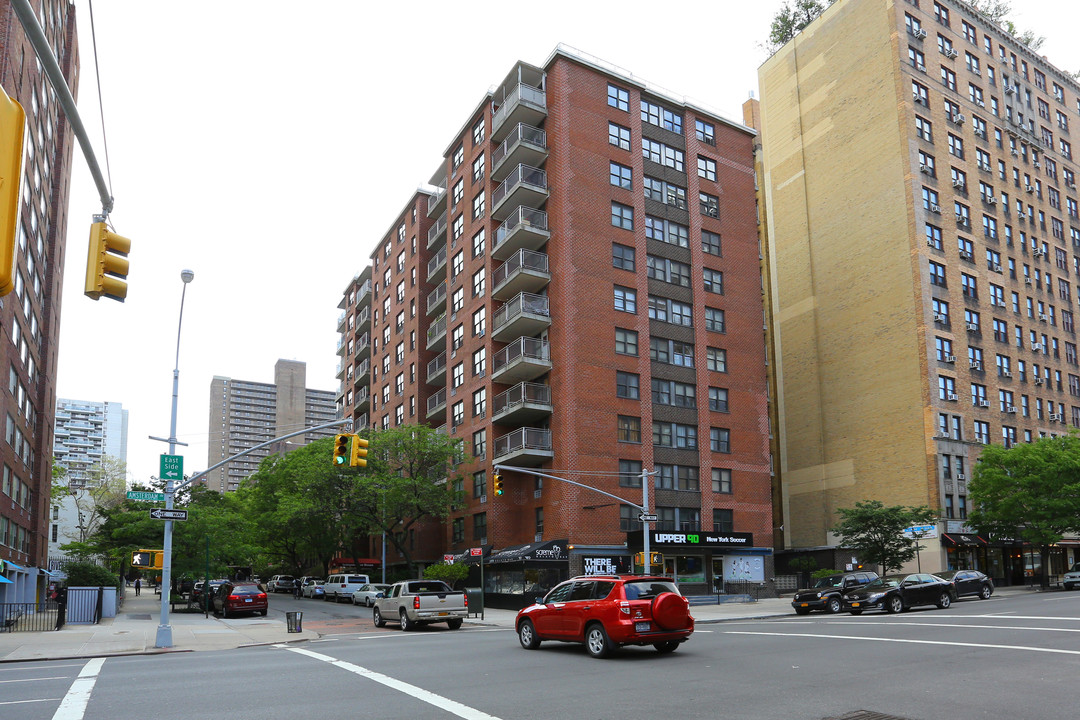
(339, 45, 773, 602)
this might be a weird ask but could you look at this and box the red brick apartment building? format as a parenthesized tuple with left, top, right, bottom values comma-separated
(337, 45, 772, 604)
(0, 1, 79, 600)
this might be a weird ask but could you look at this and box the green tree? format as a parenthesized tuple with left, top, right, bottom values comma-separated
(766, 0, 837, 53)
(63, 559, 120, 588)
(968, 435, 1080, 587)
(831, 500, 938, 575)
(52, 455, 129, 545)
(423, 562, 470, 589)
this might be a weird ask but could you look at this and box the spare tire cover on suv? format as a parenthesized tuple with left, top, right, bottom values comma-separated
(651, 592, 690, 630)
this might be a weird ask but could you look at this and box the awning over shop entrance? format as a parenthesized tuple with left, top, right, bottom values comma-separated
(486, 539, 568, 564)
(941, 533, 988, 547)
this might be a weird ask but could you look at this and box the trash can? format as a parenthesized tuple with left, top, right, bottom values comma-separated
(465, 588, 484, 616)
(286, 611, 303, 633)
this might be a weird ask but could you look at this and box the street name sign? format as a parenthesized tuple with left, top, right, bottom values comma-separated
(127, 491, 166, 502)
(149, 508, 188, 521)
(160, 454, 183, 482)
(639, 513, 658, 522)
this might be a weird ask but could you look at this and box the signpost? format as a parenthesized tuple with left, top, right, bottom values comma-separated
(638, 513, 658, 522)
(160, 455, 183, 482)
(127, 491, 166, 502)
(149, 508, 188, 521)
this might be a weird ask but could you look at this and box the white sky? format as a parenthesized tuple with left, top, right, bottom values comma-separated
(54, 0, 1080, 486)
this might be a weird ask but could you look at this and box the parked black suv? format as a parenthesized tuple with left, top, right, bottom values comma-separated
(792, 571, 879, 614)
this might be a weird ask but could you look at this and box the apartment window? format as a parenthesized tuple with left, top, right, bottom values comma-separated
(962, 22, 977, 45)
(711, 468, 732, 494)
(948, 133, 964, 159)
(709, 387, 729, 412)
(653, 421, 697, 449)
(695, 119, 715, 144)
(706, 347, 727, 373)
(608, 83, 629, 111)
(473, 512, 487, 541)
(939, 375, 957, 400)
(968, 84, 983, 107)
(472, 268, 485, 298)
(648, 296, 693, 325)
(452, 400, 464, 427)
(919, 151, 936, 177)
(472, 116, 485, 145)
(929, 260, 946, 287)
(651, 378, 696, 408)
(710, 427, 731, 453)
(983, 215, 998, 240)
(610, 161, 632, 190)
(472, 154, 485, 184)
(705, 308, 725, 333)
(916, 116, 933, 142)
(616, 371, 640, 400)
(974, 420, 990, 444)
(609, 122, 631, 151)
(645, 216, 689, 247)
(641, 99, 682, 134)
(472, 388, 486, 418)
(615, 328, 638, 356)
(472, 347, 486, 377)
(618, 415, 642, 443)
(650, 337, 694, 367)
(642, 139, 684, 172)
(643, 176, 687, 209)
(451, 286, 465, 314)
(713, 508, 734, 533)
(620, 459, 643, 488)
(975, 148, 991, 172)
(935, 336, 953, 361)
(698, 156, 717, 181)
(912, 80, 929, 107)
(612, 243, 635, 271)
(702, 230, 722, 256)
(934, 2, 949, 25)
(926, 224, 943, 250)
(611, 202, 634, 230)
(614, 286, 637, 313)
(452, 362, 464, 389)
(647, 256, 691, 287)
(704, 268, 724, 294)
(451, 324, 464, 350)
(472, 307, 485, 337)
(941, 67, 957, 91)
(909, 47, 926, 72)
(452, 178, 464, 206)
(700, 192, 719, 218)
(471, 192, 485, 220)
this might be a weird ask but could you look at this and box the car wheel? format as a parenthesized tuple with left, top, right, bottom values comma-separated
(259, 609, 268, 617)
(887, 596, 904, 614)
(1065, 583, 1076, 591)
(399, 609, 413, 631)
(373, 607, 385, 628)
(654, 641, 679, 654)
(518, 620, 541, 649)
(447, 618, 462, 630)
(937, 592, 952, 609)
(979, 585, 993, 600)
(794, 607, 811, 615)
(222, 607, 230, 619)
(585, 623, 614, 659)
(366, 598, 373, 607)
(826, 597, 842, 614)
(849, 609, 863, 616)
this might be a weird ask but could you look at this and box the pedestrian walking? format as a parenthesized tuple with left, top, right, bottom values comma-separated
(294, 577, 302, 598)
(135, 577, 141, 596)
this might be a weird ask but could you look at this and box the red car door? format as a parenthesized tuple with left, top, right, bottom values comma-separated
(533, 581, 574, 639)
(561, 581, 599, 639)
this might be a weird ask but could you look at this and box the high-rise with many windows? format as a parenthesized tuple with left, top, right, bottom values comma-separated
(0, 1, 80, 588)
(338, 45, 773, 602)
(755, 0, 1080, 581)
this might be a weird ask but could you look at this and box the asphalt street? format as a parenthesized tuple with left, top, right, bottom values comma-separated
(2, 590, 1076, 720)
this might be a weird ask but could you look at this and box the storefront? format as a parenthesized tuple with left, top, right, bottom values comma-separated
(451, 540, 570, 610)
(627, 530, 771, 595)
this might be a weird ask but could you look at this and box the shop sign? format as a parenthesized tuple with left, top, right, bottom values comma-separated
(650, 531, 753, 548)
(582, 556, 631, 575)
(946, 520, 974, 534)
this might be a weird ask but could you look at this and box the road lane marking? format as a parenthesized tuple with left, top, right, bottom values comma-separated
(726, 630, 1080, 656)
(0, 663, 84, 672)
(280, 646, 502, 720)
(1, 698, 61, 706)
(826, 620, 1080, 633)
(0, 676, 72, 683)
(51, 657, 105, 720)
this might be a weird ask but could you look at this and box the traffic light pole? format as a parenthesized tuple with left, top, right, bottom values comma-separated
(493, 464, 656, 570)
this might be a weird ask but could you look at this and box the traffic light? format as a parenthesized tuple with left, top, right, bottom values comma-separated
(333, 434, 351, 466)
(493, 472, 504, 496)
(131, 550, 153, 568)
(650, 552, 663, 566)
(350, 436, 369, 467)
(84, 220, 131, 301)
(0, 86, 25, 298)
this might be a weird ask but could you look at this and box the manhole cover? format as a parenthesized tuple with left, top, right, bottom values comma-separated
(824, 712, 921, 720)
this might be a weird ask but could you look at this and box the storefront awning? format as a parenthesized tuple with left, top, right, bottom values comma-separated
(0, 560, 27, 571)
(0, 575, 12, 584)
(486, 539, 569, 565)
(941, 533, 988, 547)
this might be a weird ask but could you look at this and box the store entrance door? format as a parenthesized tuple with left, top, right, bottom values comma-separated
(712, 557, 725, 593)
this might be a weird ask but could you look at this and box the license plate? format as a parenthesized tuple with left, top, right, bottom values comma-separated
(799, 603, 809, 607)
(851, 602, 861, 607)
(635, 621, 650, 632)
(244, 598, 252, 603)
(438, 611, 448, 616)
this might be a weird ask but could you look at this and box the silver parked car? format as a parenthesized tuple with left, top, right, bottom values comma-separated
(302, 579, 325, 599)
(351, 583, 390, 607)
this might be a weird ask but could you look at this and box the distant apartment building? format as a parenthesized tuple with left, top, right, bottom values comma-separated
(50, 399, 128, 558)
(756, 0, 1080, 582)
(0, 1, 81, 596)
(337, 45, 773, 603)
(204, 360, 339, 493)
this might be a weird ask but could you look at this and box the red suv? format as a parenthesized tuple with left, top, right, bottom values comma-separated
(515, 575, 694, 658)
(212, 582, 268, 618)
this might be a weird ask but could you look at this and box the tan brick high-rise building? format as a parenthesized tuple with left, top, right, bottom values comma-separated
(339, 45, 773, 603)
(756, 0, 1080, 582)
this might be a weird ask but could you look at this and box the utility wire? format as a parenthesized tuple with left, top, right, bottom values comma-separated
(87, 0, 113, 197)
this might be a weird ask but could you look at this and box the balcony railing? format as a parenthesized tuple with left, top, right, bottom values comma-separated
(492, 83, 547, 139)
(493, 292, 550, 340)
(427, 246, 448, 280)
(426, 282, 447, 315)
(493, 427, 553, 460)
(492, 336, 551, 383)
(427, 387, 447, 417)
(494, 206, 549, 259)
(426, 185, 446, 218)
(427, 212, 447, 249)
(492, 382, 552, 423)
(492, 123, 548, 180)
(493, 249, 549, 299)
(357, 279, 372, 303)
(355, 332, 370, 357)
(492, 164, 548, 220)
(427, 313, 447, 348)
(427, 351, 447, 383)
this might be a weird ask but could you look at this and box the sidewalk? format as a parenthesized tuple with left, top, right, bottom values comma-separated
(0, 586, 1042, 663)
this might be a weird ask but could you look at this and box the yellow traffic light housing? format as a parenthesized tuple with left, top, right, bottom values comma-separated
(84, 220, 131, 301)
(493, 473, 504, 496)
(0, 86, 25, 298)
(333, 434, 351, 466)
(350, 436, 369, 467)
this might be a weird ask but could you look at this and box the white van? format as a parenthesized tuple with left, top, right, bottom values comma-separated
(324, 573, 371, 603)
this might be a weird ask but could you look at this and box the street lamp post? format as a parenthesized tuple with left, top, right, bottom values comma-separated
(153, 269, 194, 649)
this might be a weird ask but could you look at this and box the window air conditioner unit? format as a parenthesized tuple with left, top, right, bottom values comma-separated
(931, 204, 942, 213)
(986, 196, 996, 204)
(951, 114, 965, 125)
(914, 28, 927, 39)
(1031, 342, 1042, 351)
(935, 312, 947, 322)
(920, 164, 932, 173)
(914, 91, 923, 102)
(947, 393, 959, 401)
(1025, 277, 1033, 285)
(966, 322, 979, 330)
(1026, 185, 1035, 193)
(977, 100, 985, 107)
(1033, 161, 1040, 168)
(992, 263, 1002, 272)
(979, 399, 991, 407)
(952, 179, 966, 188)
(1034, 249, 1045, 257)
(1007, 406, 1018, 413)
(945, 49, 958, 59)
(1017, 212, 1025, 220)
(956, 214, 968, 224)
(970, 360, 982, 370)
(945, 355, 956, 363)
(1011, 149, 1019, 156)
(1035, 377, 1044, 385)
(927, 238, 938, 247)
(1004, 86, 1014, 95)
(1002, 370, 1012, 377)
(956, 473, 966, 480)
(1039, 313, 1048, 321)
(1050, 413, 1062, 422)
(959, 250, 973, 260)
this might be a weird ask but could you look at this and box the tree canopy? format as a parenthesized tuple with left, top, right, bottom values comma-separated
(766, 0, 837, 53)
(831, 500, 938, 575)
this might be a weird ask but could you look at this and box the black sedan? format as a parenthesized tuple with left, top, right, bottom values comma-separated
(934, 569, 994, 600)
(843, 573, 957, 615)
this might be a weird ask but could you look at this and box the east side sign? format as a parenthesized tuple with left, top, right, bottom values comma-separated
(650, 531, 754, 548)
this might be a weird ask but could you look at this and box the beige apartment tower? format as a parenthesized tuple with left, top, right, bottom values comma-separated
(757, 0, 1080, 582)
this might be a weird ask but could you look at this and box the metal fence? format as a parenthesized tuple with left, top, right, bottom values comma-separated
(0, 601, 59, 632)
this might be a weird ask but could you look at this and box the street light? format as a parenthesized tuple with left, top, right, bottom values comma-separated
(153, 269, 193, 648)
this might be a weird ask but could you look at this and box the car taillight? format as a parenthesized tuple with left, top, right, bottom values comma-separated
(257, 593, 266, 599)
(620, 601, 630, 615)
(414, 595, 420, 610)
(463, 593, 468, 607)
(228, 595, 239, 601)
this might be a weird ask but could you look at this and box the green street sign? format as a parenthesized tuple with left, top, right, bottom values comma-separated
(127, 491, 165, 502)
(160, 454, 183, 482)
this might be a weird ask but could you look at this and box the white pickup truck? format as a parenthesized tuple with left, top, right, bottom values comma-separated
(372, 579, 468, 630)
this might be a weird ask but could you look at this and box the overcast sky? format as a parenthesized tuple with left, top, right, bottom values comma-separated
(54, 0, 1080, 486)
